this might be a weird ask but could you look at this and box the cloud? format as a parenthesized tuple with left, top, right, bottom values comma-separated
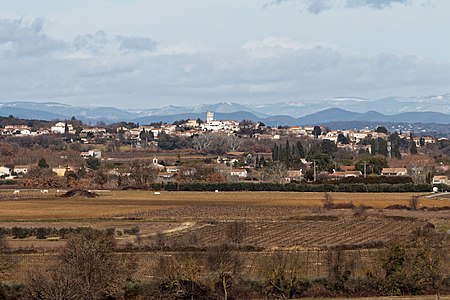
(242, 37, 304, 50)
(72, 31, 109, 53)
(0, 18, 65, 57)
(118, 36, 157, 52)
(1, 21, 449, 107)
(265, 0, 411, 13)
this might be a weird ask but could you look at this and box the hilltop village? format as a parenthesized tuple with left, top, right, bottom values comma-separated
(0, 111, 449, 189)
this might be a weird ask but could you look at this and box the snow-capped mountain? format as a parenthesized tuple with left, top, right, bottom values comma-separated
(1, 93, 450, 125)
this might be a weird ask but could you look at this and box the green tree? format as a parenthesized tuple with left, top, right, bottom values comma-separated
(38, 158, 49, 169)
(284, 140, 290, 167)
(376, 126, 389, 134)
(320, 139, 338, 157)
(312, 126, 322, 138)
(355, 156, 388, 175)
(295, 141, 305, 158)
(337, 133, 350, 144)
(86, 157, 101, 170)
(388, 132, 404, 159)
(272, 144, 279, 161)
(381, 244, 408, 296)
(410, 136, 418, 155)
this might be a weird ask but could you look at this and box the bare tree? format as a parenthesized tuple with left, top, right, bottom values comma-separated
(192, 133, 216, 152)
(226, 135, 242, 152)
(128, 160, 158, 187)
(260, 252, 304, 299)
(28, 229, 137, 300)
(262, 162, 287, 184)
(60, 229, 136, 299)
(28, 264, 78, 300)
(158, 252, 209, 299)
(207, 244, 242, 300)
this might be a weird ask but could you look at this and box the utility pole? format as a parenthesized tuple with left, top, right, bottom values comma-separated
(364, 161, 367, 178)
(313, 159, 317, 182)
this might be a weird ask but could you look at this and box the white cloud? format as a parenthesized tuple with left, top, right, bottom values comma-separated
(0, 18, 449, 107)
(0, 18, 65, 57)
(243, 37, 304, 50)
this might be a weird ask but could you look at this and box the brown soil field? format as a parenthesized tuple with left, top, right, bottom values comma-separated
(0, 191, 448, 261)
(0, 190, 449, 221)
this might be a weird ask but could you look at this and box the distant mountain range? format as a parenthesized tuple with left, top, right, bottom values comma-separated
(1, 94, 450, 126)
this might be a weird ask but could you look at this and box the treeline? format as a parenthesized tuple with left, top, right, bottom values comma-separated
(132, 182, 437, 193)
(0, 226, 114, 240)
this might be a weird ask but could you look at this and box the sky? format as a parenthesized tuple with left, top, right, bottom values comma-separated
(1, 0, 450, 108)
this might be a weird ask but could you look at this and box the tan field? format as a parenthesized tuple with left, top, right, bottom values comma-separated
(0, 190, 448, 220)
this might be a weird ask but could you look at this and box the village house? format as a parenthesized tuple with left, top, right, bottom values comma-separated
(183, 119, 199, 128)
(161, 124, 177, 134)
(81, 149, 102, 159)
(13, 165, 30, 175)
(230, 169, 248, 178)
(381, 168, 408, 176)
(165, 166, 180, 173)
(51, 122, 74, 134)
(139, 126, 161, 139)
(200, 111, 239, 133)
(330, 170, 362, 180)
(322, 131, 339, 143)
(253, 133, 274, 140)
(432, 175, 450, 185)
(81, 127, 107, 134)
(285, 170, 303, 183)
(152, 157, 165, 171)
(157, 172, 176, 182)
(0, 166, 12, 177)
(52, 166, 75, 177)
(3, 125, 32, 136)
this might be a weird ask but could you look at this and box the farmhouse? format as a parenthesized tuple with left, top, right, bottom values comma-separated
(165, 166, 179, 173)
(230, 169, 248, 178)
(81, 149, 102, 159)
(381, 168, 408, 176)
(330, 171, 362, 180)
(13, 165, 30, 175)
(0, 166, 12, 177)
(52, 166, 75, 177)
(285, 170, 302, 182)
(51, 122, 73, 134)
(432, 175, 450, 185)
(157, 172, 175, 181)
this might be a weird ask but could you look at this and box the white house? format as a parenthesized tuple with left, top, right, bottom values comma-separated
(381, 168, 408, 176)
(13, 165, 30, 175)
(0, 166, 12, 177)
(230, 169, 248, 178)
(51, 122, 73, 134)
(80, 149, 102, 159)
(432, 175, 450, 185)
